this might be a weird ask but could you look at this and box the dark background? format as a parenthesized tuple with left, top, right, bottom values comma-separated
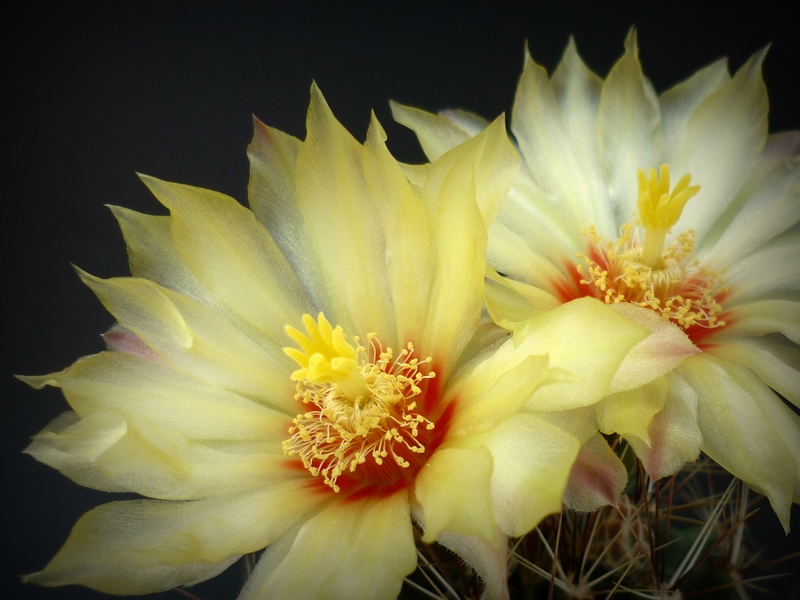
(4, 2, 799, 599)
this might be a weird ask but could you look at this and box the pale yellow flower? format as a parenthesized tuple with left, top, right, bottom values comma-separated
(21, 86, 653, 599)
(394, 31, 800, 530)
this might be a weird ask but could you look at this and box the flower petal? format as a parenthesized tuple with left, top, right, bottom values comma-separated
(596, 29, 661, 226)
(390, 101, 472, 161)
(239, 493, 416, 600)
(680, 353, 800, 531)
(597, 377, 669, 446)
(627, 370, 702, 479)
(415, 445, 496, 544)
(24, 481, 319, 594)
(563, 432, 627, 511)
(721, 298, 800, 344)
(436, 530, 510, 600)
(608, 302, 700, 393)
(466, 413, 581, 536)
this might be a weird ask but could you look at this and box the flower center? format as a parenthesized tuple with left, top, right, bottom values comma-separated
(574, 165, 727, 333)
(282, 313, 436, 493)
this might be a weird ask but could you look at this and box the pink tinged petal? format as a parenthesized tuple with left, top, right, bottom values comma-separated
(466, 413, 581, 536)
(722, 298, 800, 344)
(563, 433, 627, 512)
(19, 351, 291, 441)
(511, 297, 649, 411)
(436, 530, 510, 600)
(23, 481, 319, 595)
(239, 493, 416, 600)
(102, 324, 161, 361)
(76, 270, 295, 407)
(598, 377, 669, 445)
(596, 29, 662, 228)
(415, 446, 497, 544)
(681, 354, 800, 531)
(628, 371, 702, 480)
(390, 101, 472, 161)
(608, 302, 700, 393)
(139, 175, 313, 343)
(709, 337, 800, 408)
(672, 49, 770, 243)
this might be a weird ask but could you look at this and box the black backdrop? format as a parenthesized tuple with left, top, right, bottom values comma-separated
(5, 2, 799, 599)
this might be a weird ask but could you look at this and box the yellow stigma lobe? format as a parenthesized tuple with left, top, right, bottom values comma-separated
(282, 313, 436, 493)
(637, 165, 700, 268)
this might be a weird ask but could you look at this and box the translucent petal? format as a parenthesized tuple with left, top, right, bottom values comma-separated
(436, 529, 509, 600)
(390, 101, 471, 160)
(598, 377, 669, 446)
(564, 432, 627, 511)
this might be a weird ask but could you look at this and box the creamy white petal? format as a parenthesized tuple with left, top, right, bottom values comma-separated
(598, 378, 669, 446)
(239, 493, 416, 600)
(671, 49, 769, 243)
(680, 353, 800, 531)
(709, 336, 800, 407)
(659, 58, 730, 163)
(596, 30, 661, 227)
(720, 298, 800, 344)
(724, 234, 800, 302)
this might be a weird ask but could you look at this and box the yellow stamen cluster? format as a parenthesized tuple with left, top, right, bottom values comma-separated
(576, 165, 726, 331)
(282, 313, 435, 492)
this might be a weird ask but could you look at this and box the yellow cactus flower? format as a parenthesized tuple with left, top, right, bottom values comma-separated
(20, 85, 654, 599)
(394, 31, 800, 531)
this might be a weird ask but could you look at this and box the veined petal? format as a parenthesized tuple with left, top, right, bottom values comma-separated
(720, 298, 800, 344)
(362, 113, 432, 345)
(110, 206, 214, 305)
(673, 49, 769, 243)
(239, 493, 416, 600)
(511, 297, 649, 411)
(77, 271, 295, 405)
(19, 351, 291, 439)
(513, 45, 612, 236)
(293, 84, 393, 337)
(24, 481, 320, 595)
(26, 409, 296, 500)
(709, 336, 800, 407)
(563, 432, 627, 511)
(415, 445, 497, 544)
(724, 233, 800, 302)
(681, 353, 800, 531)
(596, 29, 661, 226)
(659, 58, 730, 162)
(140, 175, 313, 343)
